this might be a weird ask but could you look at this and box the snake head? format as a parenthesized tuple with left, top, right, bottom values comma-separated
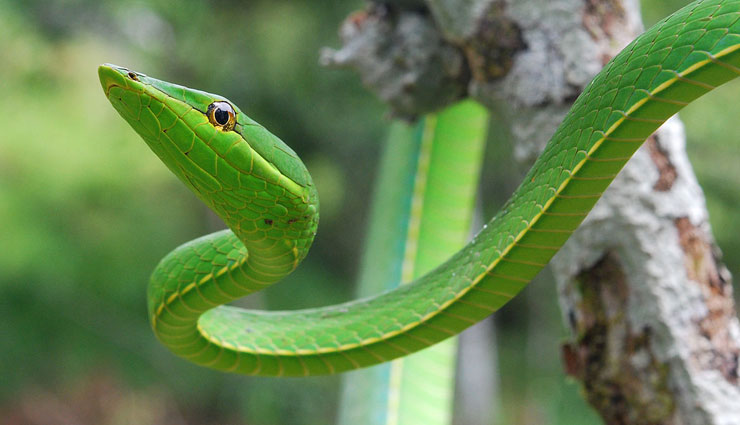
(99, 64, 319, 257)
(99, 64, 313, 187)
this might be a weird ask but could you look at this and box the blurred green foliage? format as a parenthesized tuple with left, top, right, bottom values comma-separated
(0, 1, 379, 423)
(0, 0, 738, 424)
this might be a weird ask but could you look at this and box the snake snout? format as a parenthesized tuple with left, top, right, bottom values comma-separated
(98, 64, 142, 95)
(98, 64, 124, 95)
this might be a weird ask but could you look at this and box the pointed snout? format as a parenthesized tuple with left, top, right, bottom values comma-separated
(98, 63, 136, 95)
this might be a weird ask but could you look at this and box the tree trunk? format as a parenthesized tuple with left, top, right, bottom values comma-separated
(323, 0, 740, 424)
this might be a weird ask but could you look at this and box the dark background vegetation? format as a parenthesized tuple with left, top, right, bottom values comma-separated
(1, 0, 737, 424)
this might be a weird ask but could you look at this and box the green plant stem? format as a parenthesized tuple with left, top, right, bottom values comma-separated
(338, 101, 489, 425)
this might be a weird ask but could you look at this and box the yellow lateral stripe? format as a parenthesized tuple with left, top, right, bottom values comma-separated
(499, 257, 549, 267)
(543, 211, 589, 217)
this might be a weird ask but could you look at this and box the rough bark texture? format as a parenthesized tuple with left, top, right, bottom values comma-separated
(555, 118, 740, 425)
(320, 5, 470, 118)
(325, 0, 740, 424)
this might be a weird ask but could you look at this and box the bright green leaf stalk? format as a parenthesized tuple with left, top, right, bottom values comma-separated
(338, 101, 489, 425)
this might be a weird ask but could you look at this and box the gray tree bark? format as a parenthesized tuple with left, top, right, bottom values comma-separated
(323, 0, 740, 424)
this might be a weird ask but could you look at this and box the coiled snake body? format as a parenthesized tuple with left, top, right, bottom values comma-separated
(100, 0, 740, 376)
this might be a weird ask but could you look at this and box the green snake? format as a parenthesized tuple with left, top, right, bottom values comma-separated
(100, 0, 740, 376)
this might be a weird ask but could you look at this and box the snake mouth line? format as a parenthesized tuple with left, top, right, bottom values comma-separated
(103, 83, 117, 97)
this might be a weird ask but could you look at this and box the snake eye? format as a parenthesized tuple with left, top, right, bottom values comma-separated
(207, 101, 236, 131)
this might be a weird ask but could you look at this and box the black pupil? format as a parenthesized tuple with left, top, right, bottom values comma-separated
(214, 107, 230, 125)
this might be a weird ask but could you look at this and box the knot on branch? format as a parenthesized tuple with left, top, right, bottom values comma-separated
(461, 1, 525, 83)
(321, 5, 468, 118)
(321, 1, 525, 117)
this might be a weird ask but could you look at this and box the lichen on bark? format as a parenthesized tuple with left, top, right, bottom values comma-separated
(321, 0, 526, 117)
(320, 4, 469, 118)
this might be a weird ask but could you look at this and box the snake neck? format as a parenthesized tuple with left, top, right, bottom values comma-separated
(170, 132, 320, 280)
(216, 173, 319, 279)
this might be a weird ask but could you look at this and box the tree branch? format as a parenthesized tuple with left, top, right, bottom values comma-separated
(325, 0, 740, 423)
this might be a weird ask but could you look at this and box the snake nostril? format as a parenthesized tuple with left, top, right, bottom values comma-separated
(127, 71, 139, 81)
